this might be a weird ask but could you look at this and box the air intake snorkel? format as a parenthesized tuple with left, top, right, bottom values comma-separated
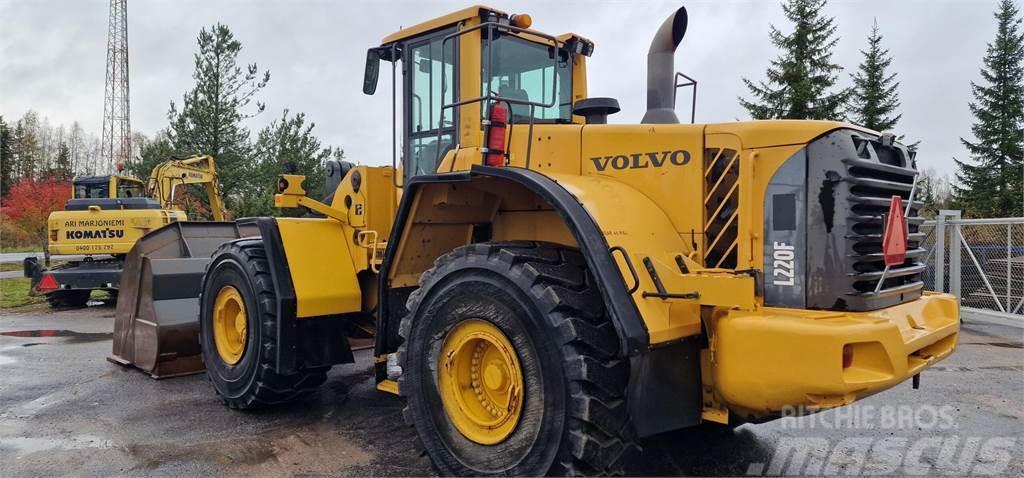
(641, 6, 688, 124)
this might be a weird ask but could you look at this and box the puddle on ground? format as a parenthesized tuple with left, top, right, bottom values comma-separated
(0, 434, 114, 457)
(0, 330, 113, 344)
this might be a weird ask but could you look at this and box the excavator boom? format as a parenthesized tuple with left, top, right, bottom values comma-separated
(147, 155, 227, 221)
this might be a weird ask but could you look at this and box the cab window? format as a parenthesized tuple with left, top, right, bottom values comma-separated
(406, 34, 455, 179)
(117, 180, 144, 198)
(74, 181, 109, 199)
(483, 34, 571, 122)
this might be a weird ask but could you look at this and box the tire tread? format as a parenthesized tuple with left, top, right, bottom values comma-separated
(201, 239, 327, 410)
(398, 241, 635, 476)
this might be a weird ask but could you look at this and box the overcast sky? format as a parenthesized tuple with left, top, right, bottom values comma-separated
(0, 0, 1007, 177)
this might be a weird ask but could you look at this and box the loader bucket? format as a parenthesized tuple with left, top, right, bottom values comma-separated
(108, 221, 258, 379)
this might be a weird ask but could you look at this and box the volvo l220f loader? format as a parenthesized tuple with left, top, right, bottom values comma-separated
(120, 5, 959, 475)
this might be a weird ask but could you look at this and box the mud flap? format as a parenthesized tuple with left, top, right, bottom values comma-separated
(628, 335, 703, 437)
(108, 221, 259, 379)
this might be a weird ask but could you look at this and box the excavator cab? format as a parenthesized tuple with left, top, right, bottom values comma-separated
(71, 175, 144, 199)
(64, 175, 159, 214)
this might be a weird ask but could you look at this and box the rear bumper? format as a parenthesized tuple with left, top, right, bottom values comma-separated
(713, 293, 959, 419)
(31, 261, 123, 295)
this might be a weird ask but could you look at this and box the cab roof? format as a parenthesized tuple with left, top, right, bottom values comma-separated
(381, 5, 506, 44)
(72, 175, 111, 186)
(379, 5, 592, 48)
(72, 174, 143, 185)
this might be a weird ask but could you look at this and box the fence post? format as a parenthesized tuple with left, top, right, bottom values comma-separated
(944, 210, 963, 300)
(935, 214, 946, 293)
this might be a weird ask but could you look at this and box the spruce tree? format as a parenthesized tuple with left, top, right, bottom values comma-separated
(12, 120, 38, 180)
(236, 110, 337, 217)
(740, 0, 848, 120)
(0, 116, 13, 197)
(130, 130, 177, 180)
(55, 142, 73, 180)
(847, 19, 901, 131)
(954, 0, 1024, 217)
(168, 23, 269, 206)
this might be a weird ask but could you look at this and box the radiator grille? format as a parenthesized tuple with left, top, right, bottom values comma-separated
(843, 135, 925, 298)
(704, 148, 739, 268)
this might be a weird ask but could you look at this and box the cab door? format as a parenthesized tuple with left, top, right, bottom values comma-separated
(403, 29, 458, 181)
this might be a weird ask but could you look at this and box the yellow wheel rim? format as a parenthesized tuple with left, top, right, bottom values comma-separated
(212, 285, 247, 365)
(438, 319, 525, 445)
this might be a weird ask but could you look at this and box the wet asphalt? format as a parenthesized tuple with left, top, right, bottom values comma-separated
(0, 302, 1021, 477)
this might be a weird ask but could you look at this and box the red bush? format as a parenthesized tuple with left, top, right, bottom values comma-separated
(1, 177, 71, 248)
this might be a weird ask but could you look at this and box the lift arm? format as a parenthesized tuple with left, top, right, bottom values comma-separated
(147, 155, 227, 221)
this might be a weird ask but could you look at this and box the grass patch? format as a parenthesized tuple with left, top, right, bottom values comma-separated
(0, 260, 66, 273)
(0, 277, 45, 309)
(0, 245, 42, 253)
(0, 262, 23, 273)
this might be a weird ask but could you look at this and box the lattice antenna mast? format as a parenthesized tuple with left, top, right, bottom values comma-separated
(101, 0, 130, 172)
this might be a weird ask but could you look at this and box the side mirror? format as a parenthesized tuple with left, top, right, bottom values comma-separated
(363, 48, 381, 95)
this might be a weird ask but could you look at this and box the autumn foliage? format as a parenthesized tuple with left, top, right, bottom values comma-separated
(1, 177, 71, 248)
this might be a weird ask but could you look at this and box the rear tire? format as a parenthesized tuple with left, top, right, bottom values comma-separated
(199, 238, 328, 409)
(46, 290, 91, 308)
(398, 241, 635, 476)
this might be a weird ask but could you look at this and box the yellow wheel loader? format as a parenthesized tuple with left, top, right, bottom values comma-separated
(24, 154, 226, 308)
(125, 5, 958, 475)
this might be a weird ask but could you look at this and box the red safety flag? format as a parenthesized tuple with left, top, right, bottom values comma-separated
(882, 196, 907, 266)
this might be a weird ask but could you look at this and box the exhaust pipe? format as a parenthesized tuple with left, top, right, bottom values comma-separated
(641, 6, 688, 124)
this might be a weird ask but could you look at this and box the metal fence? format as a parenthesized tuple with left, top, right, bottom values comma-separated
(921, 211, 1024, 323)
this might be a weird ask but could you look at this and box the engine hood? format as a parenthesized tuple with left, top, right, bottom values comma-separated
(705, 120, 875, 149)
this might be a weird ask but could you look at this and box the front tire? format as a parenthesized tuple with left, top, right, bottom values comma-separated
(398, 241, 634, 476)
(46, 290, 91, 308)
(199, 238, 327, 409)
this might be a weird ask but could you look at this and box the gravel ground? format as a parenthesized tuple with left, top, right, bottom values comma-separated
(0, 302, 1021, 477)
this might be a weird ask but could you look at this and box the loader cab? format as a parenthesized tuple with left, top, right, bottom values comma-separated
(364, 6, 593, 182)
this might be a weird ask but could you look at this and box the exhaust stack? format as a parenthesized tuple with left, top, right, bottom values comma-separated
(642, 6, 688, 124)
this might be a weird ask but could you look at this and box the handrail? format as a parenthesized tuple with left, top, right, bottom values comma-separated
(435, 20, 563, 169)
(390, 43, 401, 189)
(674, 72, 697, 124)
(610, 246, 640, 294)
(923, 217, 1024, 226)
